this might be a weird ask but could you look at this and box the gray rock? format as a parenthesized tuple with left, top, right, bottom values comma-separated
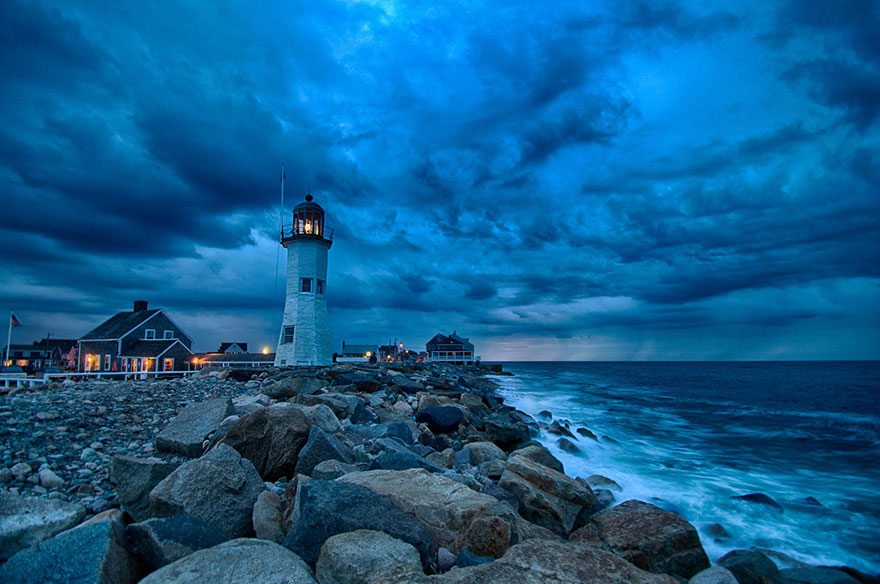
(369, 450, 441, 472)
(221, 405, 312, 481)
(311, 459, 358, 480)
(557, 437, 581, 454)
(10, 462, 31, 481)
(372, 422, 415, 444)
(717, 550, 780, 584)
(437, 547, 456, 573)
(332, 372, 380, 392)
(149, 444, 266, 538)
(483, 412, 532, 451)
(127, 514, 229, 573)
(461, 441, 506, 466)
(511, 444, 564, 474)
(110, 456, 179, 521)
(38, 469, 65, 489)
(455, 549, 495, 568)
(282, 479, 431, 566)
(293, 404, 343, 434)
(264, 376, 326, 399)
(156, 398, 235, 457)
(479, 483, 519, 512)
(294, 426, 354, 476)
(0, 491, 86, 560)
(689, 566, 739, 584)
(415, 406, 464, 434)
(0, 520, 135, 584)
(315, 529, 424, 584)
(253, 491, 285, 543)
(586, 474, 622, 492)
(139, 538, 317, 584)
(572, 499, 709, 580)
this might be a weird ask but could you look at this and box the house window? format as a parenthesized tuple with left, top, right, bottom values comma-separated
(104, 355, 111, 371)
(164, 330, 174, 339)
(301, 278, 312, 293)
(94, 355, 101, 371)
(145, 329, 156, 340)
(283, 326, 294, 344)
(164, 358, 174, 371)
(317, 279, 325, 294)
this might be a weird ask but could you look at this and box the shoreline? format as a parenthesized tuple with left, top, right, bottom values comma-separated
(1, 362, 876, 583)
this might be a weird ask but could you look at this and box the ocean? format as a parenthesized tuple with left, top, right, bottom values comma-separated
(491, 361, 880, 573)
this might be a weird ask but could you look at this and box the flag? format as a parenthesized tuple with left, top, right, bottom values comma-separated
(10, 313, 21, 327)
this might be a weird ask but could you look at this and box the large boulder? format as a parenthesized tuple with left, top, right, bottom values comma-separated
(571, 500, 709, 580)
(415, 406, 464, 434)
(512, 444, 564, 473)
(220, 405, 312, 481)
(294, 425, 354, 476)
(341, 468, 530, 558)
(156, 398, 235, 457)
(252, 491, 285, 543)
(460, 441, 506, 466)
(127, 514, 229, 573)
(139, 538, 316, 584)
(149, 443, 266, 538)
(0, 520, 135, 584)
(432, 539, 678, 584)
(110, 456, 179, 521)
(483, 412, 532, 451)
(716, 550, 780, 584)
(282, 479, 431, 566)
(293, 404, 343, 434)
(498, 454, 595, 536)
(0, 491, 86, 560)
(315, 529, 424, 584)
(263, 376, 326, 399)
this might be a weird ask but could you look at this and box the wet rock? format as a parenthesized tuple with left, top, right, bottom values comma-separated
(548, 421, 576, 439)
(416, 406, 464, 434)
(316, 529, 424, 584)
(110, 455, 179, 521)
(221, 405, 312, 481)
(149, 444, 266, 538)
(341, 468, 527, 559)
(283, 479, 431, 566)
(253, 491, 284, 543)
(592, 488, 615, 512)
(586, 474, 622, 492)
(689, 566, 739, 584)
(576, 427, 598, 440)
(294, 425, 354, 476)
(537, 410, 553, 420)
(731, 493, 784, 512)
(0, 520, 135, 584)
(139, 538, 316, 584)
(704, 523, 729, 540)
(156, 398, 235, 458)
(0, 491, 86, 560)
(717, 550, 780, 584)
(511, 444, 564, 474)
(127, 514, 229, 573)
(572, 499, 710, 580)
(802, 496, 823, 507)
(433, 539, 678, 584)
(483, 412, 531, 451)
(498, 454, 595, 536)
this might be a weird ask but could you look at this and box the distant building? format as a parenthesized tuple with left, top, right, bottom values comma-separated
(425, 332, 478, 364)
(337, 342, 378, 363)
(219, 342, 248, 354)
(78, 300, 194, 373)
(2, 338, 77, 372)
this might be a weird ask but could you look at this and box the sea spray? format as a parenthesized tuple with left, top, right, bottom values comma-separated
(492, 361, 880, 574)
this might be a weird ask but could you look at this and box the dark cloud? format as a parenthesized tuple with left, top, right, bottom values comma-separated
(0, 0, 878, 359)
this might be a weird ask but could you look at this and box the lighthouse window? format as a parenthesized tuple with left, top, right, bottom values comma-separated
(301, 278, 312, 293)
(316, 279, 325, 294)
(283, 326, 294, 344)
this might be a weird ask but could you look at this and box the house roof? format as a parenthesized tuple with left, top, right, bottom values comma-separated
(426, 333, 474, 349)
(219, 342, 248, 353)
(81, 309, 160, 340)
(119, 339, 192, 358)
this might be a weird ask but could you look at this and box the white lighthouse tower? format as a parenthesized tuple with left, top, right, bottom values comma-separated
(274, 193, 333, 366)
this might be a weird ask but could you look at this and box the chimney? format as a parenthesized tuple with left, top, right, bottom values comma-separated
(133, 300, 148, 312)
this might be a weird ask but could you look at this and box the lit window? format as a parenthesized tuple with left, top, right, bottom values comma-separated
(316, 279, 325, 294)
(164, 330, 174, 339)
(301, 278, 312, 293)
(145, 329, 156, 340)
(283, 326, 294, 344)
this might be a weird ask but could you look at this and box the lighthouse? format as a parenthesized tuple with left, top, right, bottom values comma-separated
(274, 193, 333, 366)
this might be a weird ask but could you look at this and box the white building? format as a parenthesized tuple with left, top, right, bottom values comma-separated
(275, 194, 333, 366)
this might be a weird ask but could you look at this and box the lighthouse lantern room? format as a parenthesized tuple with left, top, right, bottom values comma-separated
(275, 194, 333, 366)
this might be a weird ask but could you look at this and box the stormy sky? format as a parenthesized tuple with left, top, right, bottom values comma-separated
(1, 0, 878, 360)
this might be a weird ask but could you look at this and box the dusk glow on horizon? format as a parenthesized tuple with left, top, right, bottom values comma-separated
(1, 1, 878, 360)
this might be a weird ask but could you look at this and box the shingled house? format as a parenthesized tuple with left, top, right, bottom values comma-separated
(425, 332, 477, 364)
(78, 301, 194, 373)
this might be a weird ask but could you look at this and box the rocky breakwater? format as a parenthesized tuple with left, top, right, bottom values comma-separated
(1, 363, 873, 584)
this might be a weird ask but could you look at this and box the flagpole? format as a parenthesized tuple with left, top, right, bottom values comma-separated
(280, 163, 285, 239)
(5, 311, 12, 368)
